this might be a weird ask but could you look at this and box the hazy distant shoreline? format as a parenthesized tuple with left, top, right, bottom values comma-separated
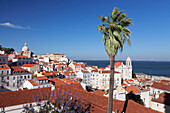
(75, 60, 170, 78)
(74, 60, 170, 62)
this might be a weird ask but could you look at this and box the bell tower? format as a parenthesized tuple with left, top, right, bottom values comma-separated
(126, 57, 132, 79)
(126, 57, 132, 67)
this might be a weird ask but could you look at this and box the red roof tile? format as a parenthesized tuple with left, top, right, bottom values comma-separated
(0, 64, 10, 70)
(14, 56, 28, 59)
(70, 84, 84, 90)
(122, 82, 127, 86)
(126, 100, 161, 113)
(152, 92, 170, 106)
(28, 80, 37, 86)
(50, 78, 67, 87)
(0, 85, 161, 113)
(123, 85, 141, 93)
(0, 87, 51, 107)
(93, 90, 105, 95)
(11, 66, 26, 71)
(36, 76, 48, 80)
(91, 69, 98, 72)
(115, 62, 122, 67)
(151, 82, 170, 91)
(8, 59, 12, 62)
(100, 70, 120, 74)
(22, 64, 36, 67)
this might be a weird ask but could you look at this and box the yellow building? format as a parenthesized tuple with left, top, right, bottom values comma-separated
(37, 53, 66, 60)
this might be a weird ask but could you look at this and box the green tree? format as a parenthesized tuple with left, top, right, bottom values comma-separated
(97, 7, 133, 113)
(126, 91, 144, 105)
(0, 47, 15, 54)
(132, 71, 137, 78)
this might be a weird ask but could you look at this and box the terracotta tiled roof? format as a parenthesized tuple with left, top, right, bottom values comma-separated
(22, 64, 36, 67)
(125, 100, 161, 113)
(100, 70, 120, 74)
(73, 63, 81, 66)
(99, 67, 105, 69)
(160, 80, 170, 83)
(123, 85, 141, 93)
(39, 57, 44, 59)
(14, 56, 28, 59)
(11, 66, 26, 71)
(93, 90, 105, 95)
(36, 76, 48, 80)
(107, 64, 110, 67)
(115, 62, 122, 67)
(70, 84, 84, 90)
(0, 85, 161, 113)
(151, 82, 170, 91)
(0, 87, 51, 107)
(152, 92, 170, 106)
(28, 80, 37, 86)
(122, 82, 127, 86)
(61, 78, 80, 84)
(91, 69, 98, 72)
(58, 85, 160, 113)
(58, 85, 125, 112)
(0, 64, 10, 70)
(128, 79, 134, 82)
(8, 59, 12, 62)
(50, 78, 67, 87)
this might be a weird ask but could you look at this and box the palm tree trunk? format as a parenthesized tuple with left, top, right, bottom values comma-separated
(108, 55, 115, 113)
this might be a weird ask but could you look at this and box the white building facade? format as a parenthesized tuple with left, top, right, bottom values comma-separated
(0, 54, 8, 65)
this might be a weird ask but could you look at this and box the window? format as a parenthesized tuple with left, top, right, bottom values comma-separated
(7, 76, 9, 80)
(13, 77, 15, 80)
(1, 77, 4, 81)
(13, 83, 15, 86)
(7, 70, 9, 75)
(157, 104, 159, 107)
(1, 71, 3, 75)
(24, 76, 26, 79)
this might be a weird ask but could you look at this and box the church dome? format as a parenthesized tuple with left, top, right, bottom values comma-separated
(22, 43, 29, 52)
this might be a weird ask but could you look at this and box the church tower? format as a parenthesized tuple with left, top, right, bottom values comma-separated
(126, 57, 132, 79)
(126, 57, 132, 67)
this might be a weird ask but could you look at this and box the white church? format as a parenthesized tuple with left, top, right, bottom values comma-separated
(90, 57, 132, 90)
(105, 57, 132, 80)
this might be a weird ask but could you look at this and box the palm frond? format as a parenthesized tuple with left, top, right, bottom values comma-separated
(98, 7, 133, 56)
(117, 13, 127, 22)
(110, 7, 118, 19)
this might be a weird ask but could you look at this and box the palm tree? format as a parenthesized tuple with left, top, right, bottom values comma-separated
(97, 7, 133, 113)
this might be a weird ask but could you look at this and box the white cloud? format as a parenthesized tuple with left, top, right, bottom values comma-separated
(0, 22, 31, 29)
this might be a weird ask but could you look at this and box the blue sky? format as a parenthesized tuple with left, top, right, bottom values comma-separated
(0, 0, 170, 61)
